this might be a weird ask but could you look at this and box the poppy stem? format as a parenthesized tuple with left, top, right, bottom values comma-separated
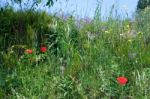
(120, 86, 124, 98)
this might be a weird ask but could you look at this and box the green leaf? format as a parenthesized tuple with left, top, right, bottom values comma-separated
(46, 0, 54, 7)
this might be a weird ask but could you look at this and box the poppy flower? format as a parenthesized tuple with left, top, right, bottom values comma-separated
(117, 76, 128, 85)
(25, 49, 33, 54)
(40, 47, 47, 53)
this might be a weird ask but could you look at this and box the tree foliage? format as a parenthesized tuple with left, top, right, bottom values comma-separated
(6, 0, 57, 10)
(12, 0, 57, 6)
(137, 0, 150, 10)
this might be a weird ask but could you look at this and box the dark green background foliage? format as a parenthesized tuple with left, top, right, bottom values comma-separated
(0, 9, 54, 51)
(137, 0, 150, 10)
(0, 9, 39, 50)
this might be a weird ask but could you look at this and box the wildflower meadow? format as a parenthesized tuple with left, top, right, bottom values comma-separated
(0, 0, 150, 99)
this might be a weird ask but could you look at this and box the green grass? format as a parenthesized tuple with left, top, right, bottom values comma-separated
(1, 6, 150, 99)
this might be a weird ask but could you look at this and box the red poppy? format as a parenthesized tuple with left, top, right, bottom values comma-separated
(40, 47, 47, 53)
(117, 76, 128, 85)
(25, 49, 33, 54)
